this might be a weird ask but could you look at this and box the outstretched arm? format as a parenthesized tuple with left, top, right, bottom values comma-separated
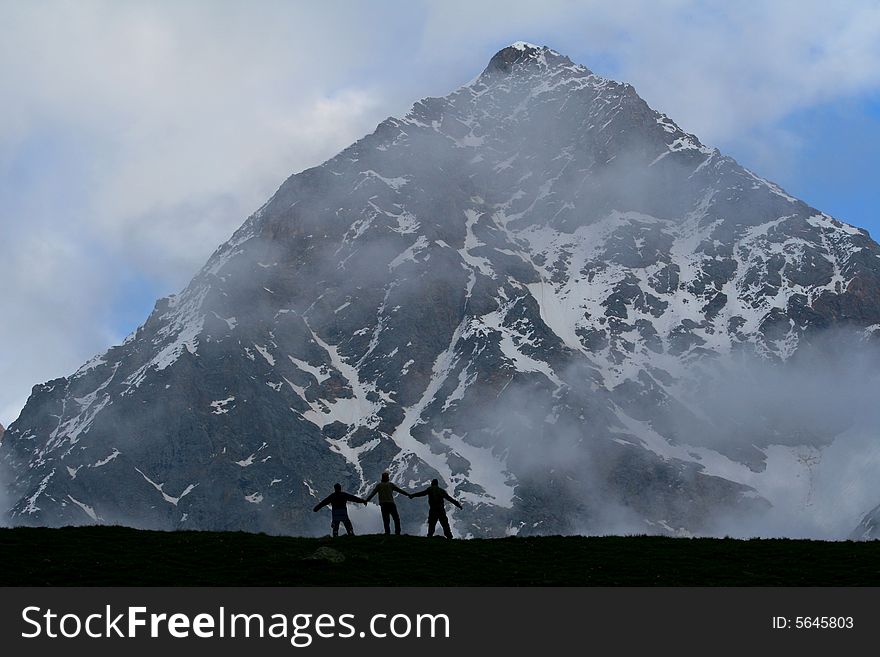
(392, 484, 411, 498)
(344, 492, 367, 505)
(410, 488, 429, 498)
(364, 486, 378, 502)
(313, 494, 332, 512)
(444, 491, 463, 509)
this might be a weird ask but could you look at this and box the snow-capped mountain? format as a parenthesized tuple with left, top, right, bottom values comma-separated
(3, 43, 880, 537)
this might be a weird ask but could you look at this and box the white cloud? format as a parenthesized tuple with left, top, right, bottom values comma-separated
(598, 1, 880, 145)
(0, 2, 392, 425)
(0, 227, 117, 426)
(0, 2, 390, 281)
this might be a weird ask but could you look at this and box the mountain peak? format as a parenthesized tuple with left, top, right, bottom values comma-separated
(481, 41, 580, 80)
(4, 43, 880, 540)
(508, 40, 542, 51)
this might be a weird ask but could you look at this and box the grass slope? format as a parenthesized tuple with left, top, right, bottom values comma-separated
(1, 526, 878, 586)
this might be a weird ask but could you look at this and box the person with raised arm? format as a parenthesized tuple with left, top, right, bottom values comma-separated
(365, 471, 411, 535)
(313, 483, 367, 537)
(410, 478, 463, 539)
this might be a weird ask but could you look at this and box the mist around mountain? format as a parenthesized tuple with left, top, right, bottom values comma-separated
(2, 43, 879, 539)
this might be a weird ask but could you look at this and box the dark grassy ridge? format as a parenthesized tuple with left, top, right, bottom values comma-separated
(1, 526, 878, 586)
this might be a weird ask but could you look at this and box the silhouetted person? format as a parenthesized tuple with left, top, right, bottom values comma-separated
(313, 483, 367, 537)
(365, 472, 410, 535)
(411, 478, 462, 539)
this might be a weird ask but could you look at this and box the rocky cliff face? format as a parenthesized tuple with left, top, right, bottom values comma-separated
(3, 43, 879, 537)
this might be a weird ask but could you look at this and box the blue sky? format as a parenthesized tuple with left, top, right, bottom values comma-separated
(757, 97, 880, 236)
(1, 0, 879, 426)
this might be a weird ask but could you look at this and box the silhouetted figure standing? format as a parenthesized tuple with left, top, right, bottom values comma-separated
(313, 483, 367, 537)
(411, 479, 463, 539)
(365, 472, 410, 535)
